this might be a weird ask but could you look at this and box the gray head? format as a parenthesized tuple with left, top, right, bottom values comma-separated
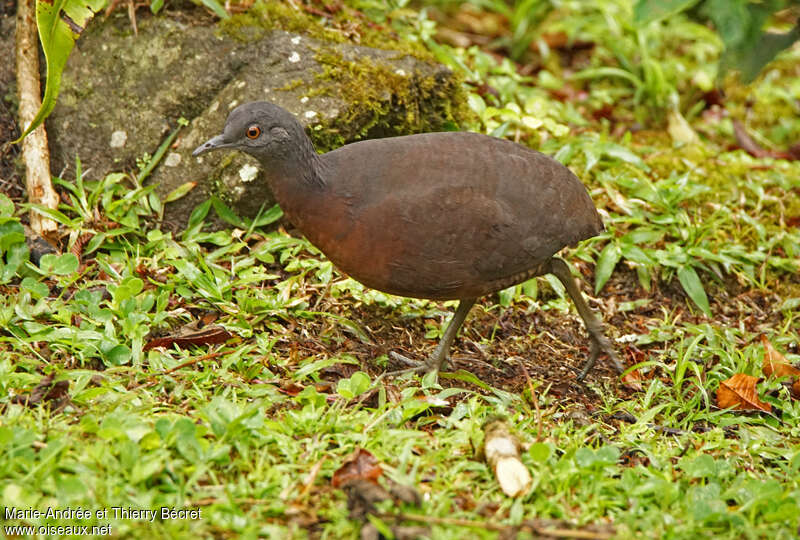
(192, 102, 313, 167)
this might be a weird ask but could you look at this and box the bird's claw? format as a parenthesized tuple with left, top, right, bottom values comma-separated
(577, 334, 623, 381)
(387, 351, 441, 377)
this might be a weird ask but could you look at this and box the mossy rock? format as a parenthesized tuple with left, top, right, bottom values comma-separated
(43, 8, 466, 230)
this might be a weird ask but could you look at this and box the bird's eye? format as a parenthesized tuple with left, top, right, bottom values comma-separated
(246, 125, 261, 139)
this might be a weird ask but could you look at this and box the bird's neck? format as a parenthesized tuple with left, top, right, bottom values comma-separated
(263, 141, 331, 233)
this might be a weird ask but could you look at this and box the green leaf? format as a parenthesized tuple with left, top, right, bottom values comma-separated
(14, 0, 105, 142)
(521, 277, 538, 299)
(620, 244, 653, 265)
(109, 276, 144, 304)
(130, 454, 164, 483)
(38, 253, 79, 275)
(704, 0, 750, 48)
(253, 204, 284, 228)
(600, 142, 649, 171)
(337, 371, 371, 399)
(498, 285, 516, 307)
(139, 123, 184, 182)
(55, 475, 87, 501)
(186, 199, 212, 231)
(0, 221, 26, 252)
(199, 0, 229, 19)
(633, 0, 700, 24)
(440, 369, 490, 391)
(701, 0, 800, 81)
(467, 93, 486, 116)
(575, 445, 620, 468)
(21, 277, 49, 298)
(573, 67, 643, 89)
(679, 454, 718, 478)
(211, 196, 246, 228)
(0, 194, 14, 217)
(105, 344, 132, 366)
(528, 442, 553, 463)
(293, 356, 358, 381)
(677, 265, 711, 316)
(735, 25, 800, 82)
(595, 242, 621, 294)
(1, 239, 29, 283)
(26, 204, 77, 226)
(164, 181, 197, 203)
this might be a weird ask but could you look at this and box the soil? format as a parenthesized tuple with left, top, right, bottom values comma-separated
(263, 251, 794, 410)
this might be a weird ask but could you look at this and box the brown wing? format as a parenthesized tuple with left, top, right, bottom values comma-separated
(311, 132, 601, 299)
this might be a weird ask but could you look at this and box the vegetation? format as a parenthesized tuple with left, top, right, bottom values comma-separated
(2, 0, 799, 538)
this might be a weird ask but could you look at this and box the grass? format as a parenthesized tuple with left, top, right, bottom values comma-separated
(2, 0, 800, 538)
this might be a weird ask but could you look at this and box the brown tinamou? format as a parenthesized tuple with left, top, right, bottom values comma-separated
(193, 102, 622, 380)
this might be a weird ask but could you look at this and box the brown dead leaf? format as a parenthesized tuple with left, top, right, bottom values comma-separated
(11, 375, 70, 409)
(332, 448, 382, 488)
(761, 336, 800, 399)
(717, 373, 771, 412)
(333, 449, 421, 521)
(621, 369, 644, 391)
(277, 381, 305, 396)
(761, 335, 800, 380)
(143, 325, 233, 351)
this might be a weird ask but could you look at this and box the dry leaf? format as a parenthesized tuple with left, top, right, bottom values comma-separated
(277, 381, 305, 396)
(717, 373, 771, 412)
(483, 419, 531, 497)
(144, 324, 233, 351)
(11, 375, 70, 408)
(621, 369, 644, 391)
(332, 448, 382, 488)
(761, 335, 800, 380)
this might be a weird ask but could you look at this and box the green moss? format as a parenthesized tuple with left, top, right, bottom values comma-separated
(305, 47, 470, 152)
(275, 78, 305, 92)
(219, 0, 433, 62)
(215, 1, 473, 153)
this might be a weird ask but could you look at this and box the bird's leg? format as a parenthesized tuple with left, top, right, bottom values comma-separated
(390, 297, 477, 375)
(425, 297, 477, 373)
(547, 257, 623, 380)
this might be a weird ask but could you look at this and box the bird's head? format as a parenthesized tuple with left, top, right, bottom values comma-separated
(192, 102, 310, 166)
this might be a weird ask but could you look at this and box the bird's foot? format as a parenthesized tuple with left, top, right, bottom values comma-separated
(387, 351, 445, 377)
(577, 333, 623, 382)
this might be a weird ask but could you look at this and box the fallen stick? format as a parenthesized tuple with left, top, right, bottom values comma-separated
(15, 0, 59, 237)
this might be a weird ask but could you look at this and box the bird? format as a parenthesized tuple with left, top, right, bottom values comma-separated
(193, 101, 622, 380)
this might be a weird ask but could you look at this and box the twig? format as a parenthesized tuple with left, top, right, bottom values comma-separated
(15, 0, 59, 236)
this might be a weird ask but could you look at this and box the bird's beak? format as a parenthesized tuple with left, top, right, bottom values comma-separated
(192, 134, 230, 157)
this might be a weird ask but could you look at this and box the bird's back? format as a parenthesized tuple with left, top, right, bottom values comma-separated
(300, 132, 602, 300)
